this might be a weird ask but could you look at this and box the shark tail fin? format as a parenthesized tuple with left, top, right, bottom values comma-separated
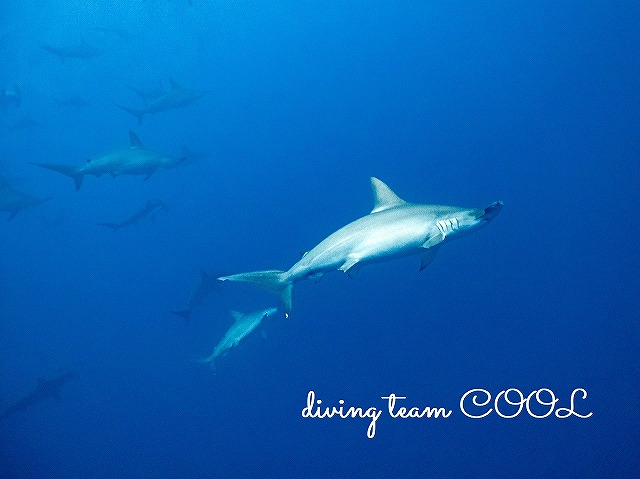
(31, 162, 84, 190)
(218, 270, 292, 317)
(170, 309, 191, 322)
(97, 222, 119, 231)
(114, 103, 144, 124)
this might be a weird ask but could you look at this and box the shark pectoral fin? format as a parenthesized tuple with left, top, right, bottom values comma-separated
(419, 245, 440, 271)
(422, 232, 445, 249)
(143, 170, 156, 181)
(230, 310, 244, 322)
(339, 256, 363, 278)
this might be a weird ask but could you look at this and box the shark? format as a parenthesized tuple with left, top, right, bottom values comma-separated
(0, 84, 21, 113)
(40, 42, 104, 62)
(0, 371, 75, 422)
(219, 177, 503, 316)
(0, 174, 49, 220)
(98, 199, 168, 231)
(199, 307, 278, 367)
(116, 79, 207, 124)
(31, 131, 186, 190)
(171, 269, 221, 322)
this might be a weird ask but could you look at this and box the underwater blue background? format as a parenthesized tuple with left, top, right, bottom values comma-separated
(1, 0, 638, 477)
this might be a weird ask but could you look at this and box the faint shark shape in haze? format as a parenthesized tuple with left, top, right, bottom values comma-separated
(31, 131, 186, 190)
(0, 84, 21, 113)
(0, 174, 49, 220)
(116, 79, 207, 124)
(40, 42, 104, 62)
(170, 269, 221, 322)
(98, 199, 168, 231)
(0, 372, 75, 422)
(219, 177, 503, 316)
(199, 308, 278, 367)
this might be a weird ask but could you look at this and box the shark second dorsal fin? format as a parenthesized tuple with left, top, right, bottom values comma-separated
(230, 310, 244, 322)
(169, 78, 181, 90)
(370, 177, 406, 214)
(129, 131, 143, 148)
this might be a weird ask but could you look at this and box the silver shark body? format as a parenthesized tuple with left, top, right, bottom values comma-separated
(0, 175, 49, 220)
(170, 269, 221, 322)
(40, 43, 104, 62)
(219, 178, 503, 316)
(32, 131, 185, 190)
(116, 79, 207, 124)
(200, 307, 278, 365)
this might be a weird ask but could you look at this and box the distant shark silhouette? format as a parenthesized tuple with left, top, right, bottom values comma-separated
(0, 84, 21, 113)
(0, 174, 49, 220)
(40, 42, 104, 62)
(31, 131, 186, 190)
(116, 79, 207, 124)
(219, 177, 503, 316)
(171, 269, 221, 322)
(98, 199, 168, 231)
(0, 371, 75, 422)
(199, 308, 277, 368)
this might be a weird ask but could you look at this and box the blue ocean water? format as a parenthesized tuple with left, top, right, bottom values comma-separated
(1, 0, 638, 477)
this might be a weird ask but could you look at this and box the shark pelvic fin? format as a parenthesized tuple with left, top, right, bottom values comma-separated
(370, 177, 407, 214)
(339, 256, 363, 278)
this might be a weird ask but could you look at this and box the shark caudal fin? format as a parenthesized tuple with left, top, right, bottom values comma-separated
(170, 309, 191, 322)
(31, 162, 84, 190)
(114, 103, 145, 124)
(218, 270, 293, 317)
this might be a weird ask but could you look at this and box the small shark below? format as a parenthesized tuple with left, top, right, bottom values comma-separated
(219, 177, 503, 316)
(0, 84, 21, 113)
(0, 371, 75, 422)
(40, 42, 104, 62)
(0, 174, 49, 220)
(31, 131, 186, 190)
(98, 199, 168, 231)
(199, 307, 278, 368)
(116, 79, 207, 124)
(171, 269, 221, 322)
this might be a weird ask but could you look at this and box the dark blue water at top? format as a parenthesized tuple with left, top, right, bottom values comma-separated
(0, 1, 638, 477)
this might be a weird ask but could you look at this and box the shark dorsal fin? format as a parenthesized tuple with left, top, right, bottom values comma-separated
(129, 130, 143, 148)
(370, 177, 406, 214)
(230, 310, 244, 322)
(169, 78, 181, 90)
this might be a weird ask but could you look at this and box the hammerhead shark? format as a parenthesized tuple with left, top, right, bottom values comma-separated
(0, 372, 75, 422)
(115, 79, 207, 124)
(170, 269, 221, 322)
(219, 177, 503, 316)
(0, 84, 21, 113)
(40, 42, 104, 62)
(0, 174, 49, 220)
(31, 131, 186, 190)
(98, 199, 168, 231)
(199, 308, 278, 368)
